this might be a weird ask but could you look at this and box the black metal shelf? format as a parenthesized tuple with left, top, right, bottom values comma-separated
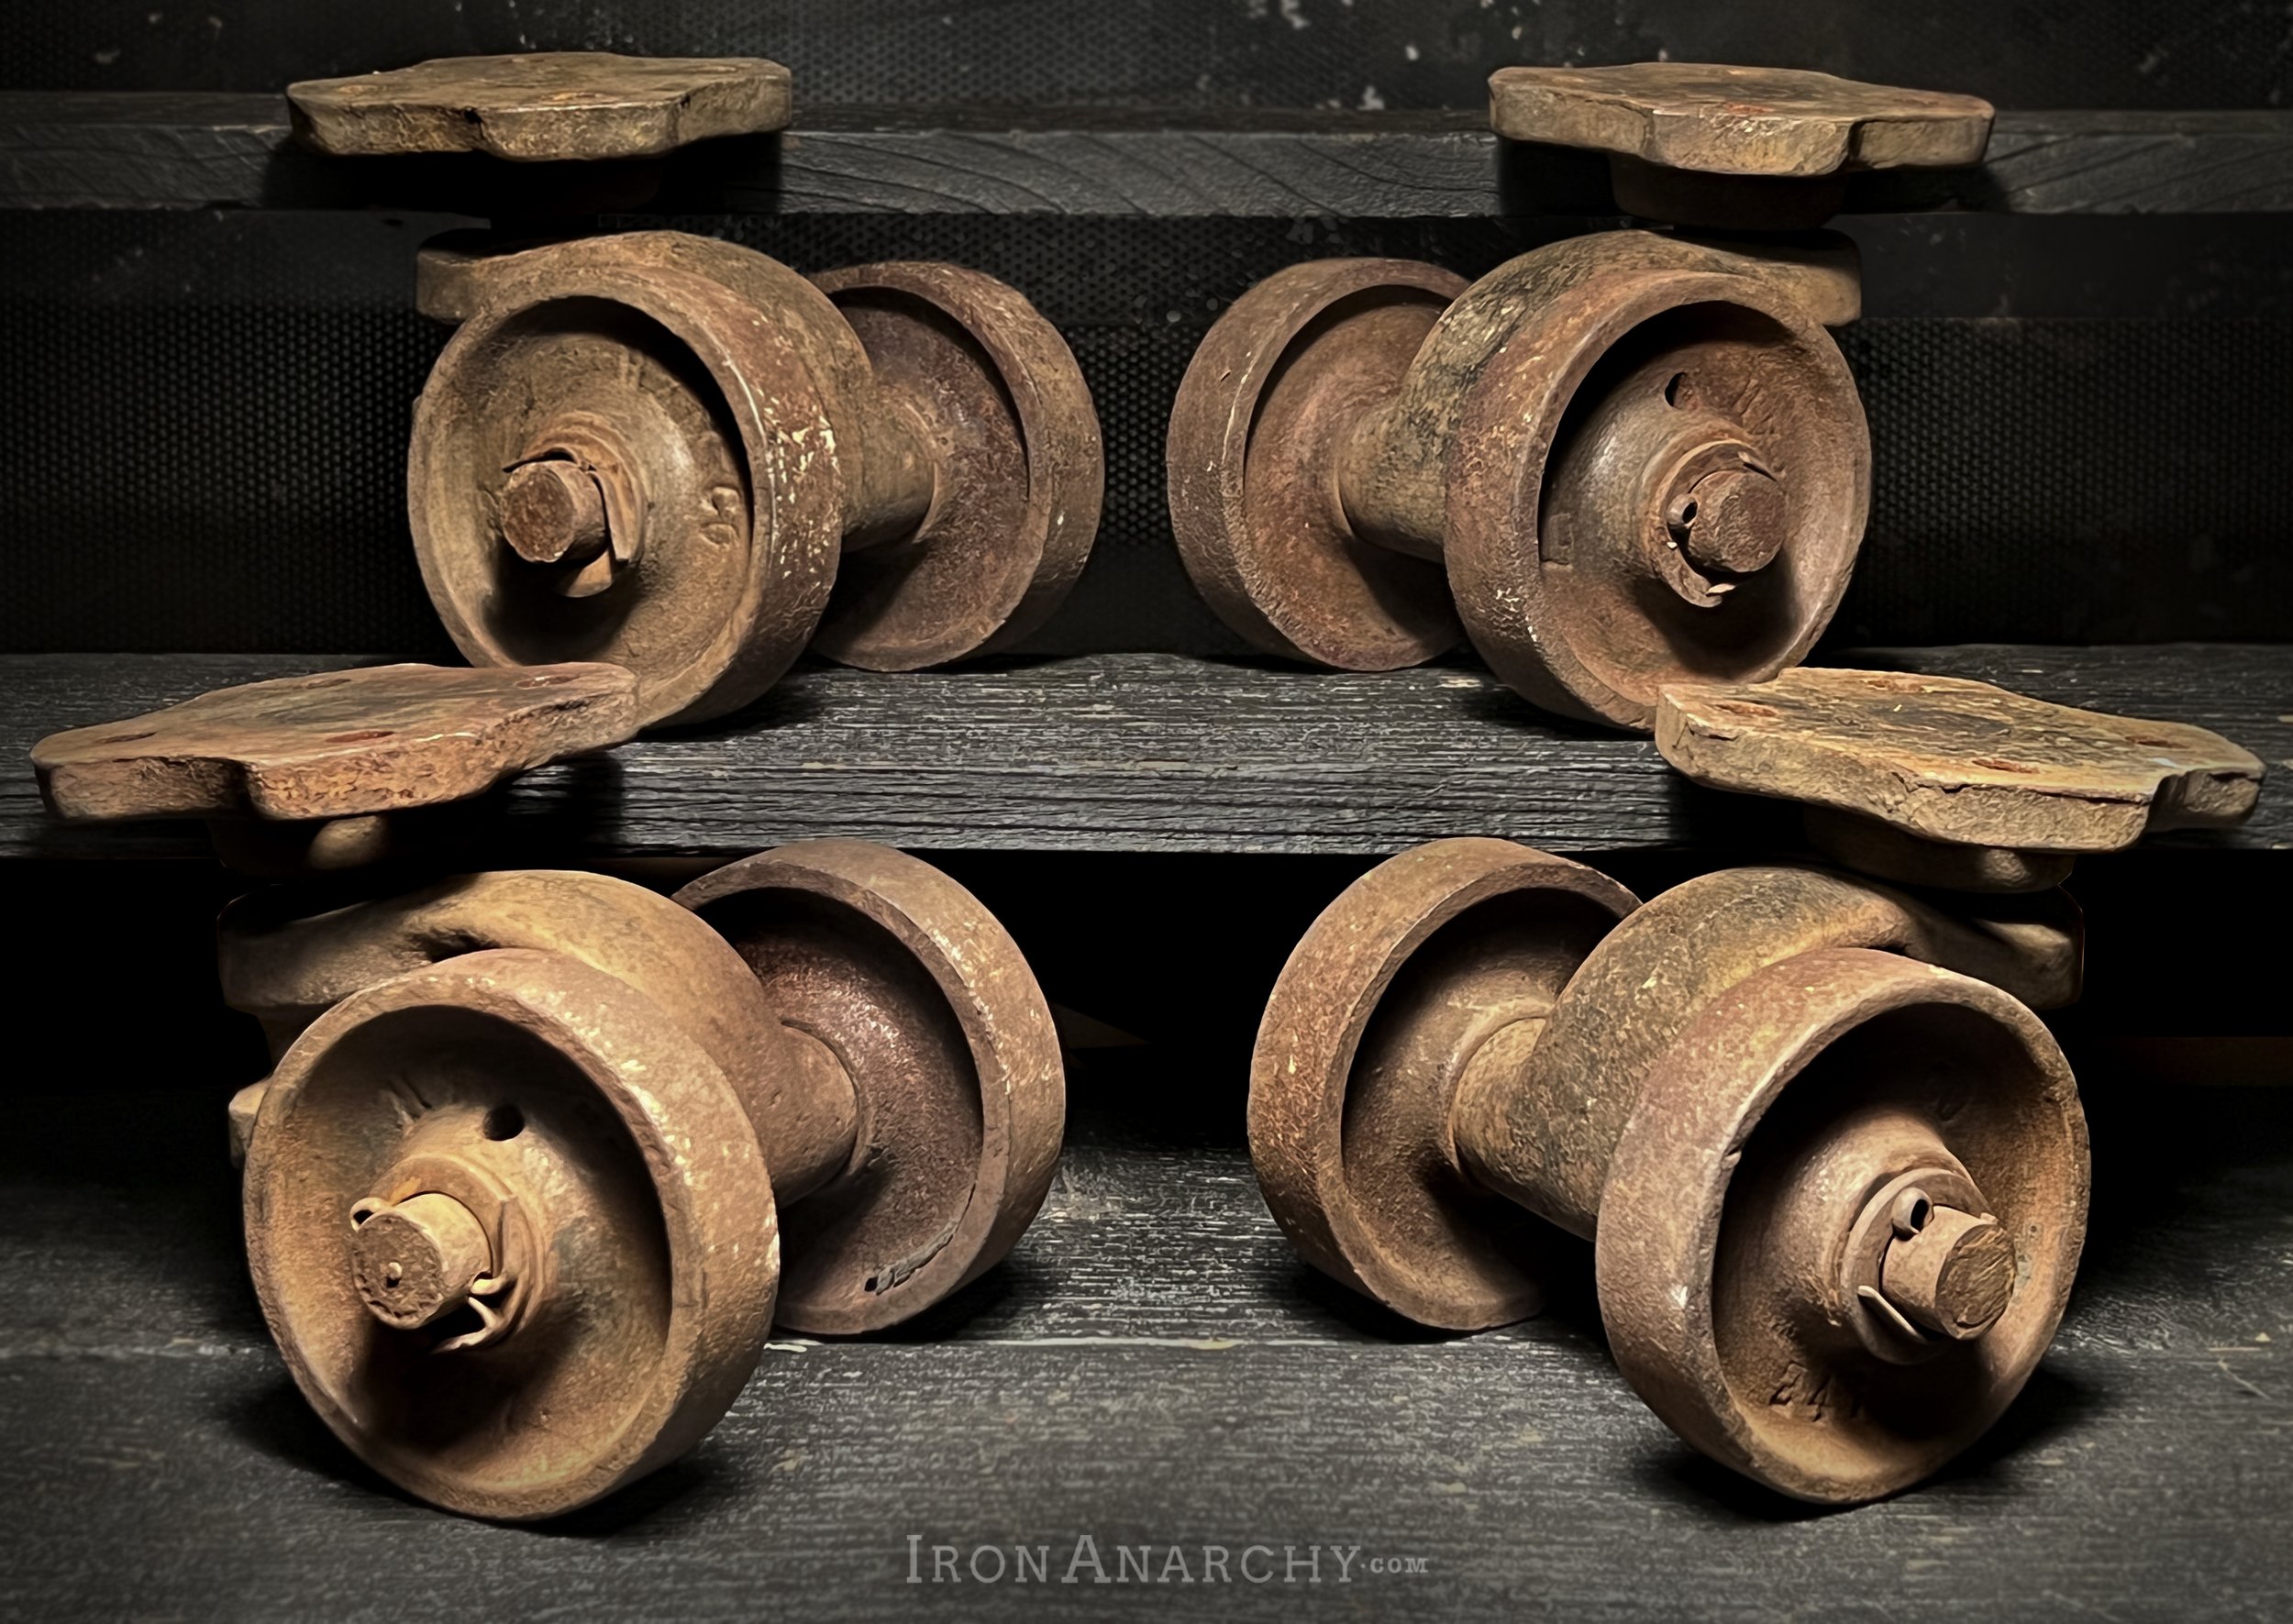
(6, 644, 2286, 863)
(0, 96, 2287, 215)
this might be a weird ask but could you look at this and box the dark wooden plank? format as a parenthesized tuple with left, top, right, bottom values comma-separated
(3, 646, 2286, 861)
(1865, 111, 2293, 215)
(0, 94, 2286, 215)
(0, 1073, 2285, 1621)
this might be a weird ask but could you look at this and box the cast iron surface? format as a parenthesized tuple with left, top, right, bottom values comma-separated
(0, 1059, 2281, 1619)
(1658, 667, 2265, 846)
(1488, 65, 1994, 178)
(1658, 667, 2269, 890)
(409, 231, 1100, 726)
(1169, 230, 1869, 727)
(6, 647, 2289, 860)
(287, 54, 792, 160)
(29, 661, 638, 823)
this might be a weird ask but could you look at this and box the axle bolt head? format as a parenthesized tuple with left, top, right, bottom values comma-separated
(500, 460, 611, 567)
(1879, 1197, 2017, 1341)
(1673, 464, 1787, 579)
(348, 1191, 493, 1331)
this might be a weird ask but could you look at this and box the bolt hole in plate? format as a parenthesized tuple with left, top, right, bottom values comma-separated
(808, 263, 1103, 670)
(1169, 259, 1471, 670)
(1247, 839, 1639, 1330)
(243, 950, 775, 1520)
(1596, 949, 2088, 1503)
(676, 842, 1064, 1335)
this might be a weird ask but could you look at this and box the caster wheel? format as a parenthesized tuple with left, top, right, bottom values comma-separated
(678, 840, 1066, 1333)
(1437, 234, 1868, 726)
(1599, 947, 2088, 1503)
(810, 263, 1102, 670)
(227, 852, 1064, 1515)
(1169, 259, 1467, 669)
(1169, 234, 1867, 727)
(1249, 847, 2090, 1501)
(1246, 838, 1639, 1329)
(409, 234, 857, 727)
(242, 947, 777, 1521)
(412, 234, 1102, 725)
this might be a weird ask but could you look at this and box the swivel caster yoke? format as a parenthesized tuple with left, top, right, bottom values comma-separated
(1248, 676, 2260, 1501)
(1170, 63, 1992, 729)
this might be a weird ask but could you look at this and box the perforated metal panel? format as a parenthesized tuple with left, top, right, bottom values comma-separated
(4, 1, 2285, 110)
(1, 210, 2286, 655)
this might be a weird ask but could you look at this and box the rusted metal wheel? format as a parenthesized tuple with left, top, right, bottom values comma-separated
(1250, 845, 2089, 1503)
(677, 840, 1066, 1333)
(410, 234, 852, 727)
(810, 263, 1103, 670)
(1168, 259, 1468, 669)
(1437, 238, 1868, 727)
(1170, 233, 1867, 729)
(241, 947, 778, 1521)
(1598, 948, 2088, 1503)
(225, 846, 1064, 1516)
(410, 233, 1102, 727)
(1246, 839, 1639, 1328)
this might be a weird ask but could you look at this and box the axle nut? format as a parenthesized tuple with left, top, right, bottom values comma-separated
(500, 460, 611, 567)
(1676, 465, 1787, 579)
(1881, 1201, 2017, 1340)
(349, 1191, 493, 1331)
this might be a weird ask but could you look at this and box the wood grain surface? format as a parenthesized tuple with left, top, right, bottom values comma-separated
(0, 1059, 2283, 1621)
(0, 95, 2284, 215)
(3, 646, 2285, 862)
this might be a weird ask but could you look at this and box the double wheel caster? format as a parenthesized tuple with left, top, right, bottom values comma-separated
(412, 235, 1104, 728)
(1251, 840, 2089, 1504)
(1170, 64, 1994, 729)
(221, 841, 1062, 1519)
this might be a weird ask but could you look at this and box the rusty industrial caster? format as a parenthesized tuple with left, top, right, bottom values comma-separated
(220, 841, 1063, 1519)
(407, 232, 1103, 728)
(1249, 839, 2088, 1503)
(1169, 64, 1991, 730)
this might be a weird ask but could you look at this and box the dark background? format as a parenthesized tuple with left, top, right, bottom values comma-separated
(6, 0, 2287, 107)
(1, 0, 2289, 658)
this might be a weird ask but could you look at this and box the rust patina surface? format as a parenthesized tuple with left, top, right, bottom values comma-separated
(1659, 667, 2267, 889)
(1249, 840, 2089, 1503)
(411, 233, 1102, 727)
(289, 53, 792, 160)
(224, 844, 1065, 1519)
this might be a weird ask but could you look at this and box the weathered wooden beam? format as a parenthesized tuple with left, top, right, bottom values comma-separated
(0, 95, 2285, 215)
(4, 646, 2284, 861)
